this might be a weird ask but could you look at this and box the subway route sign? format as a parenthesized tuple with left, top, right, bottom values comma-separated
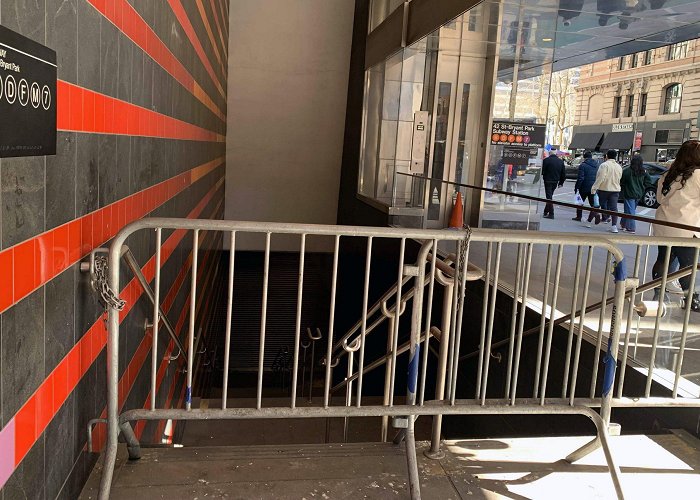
(0, 25, 56, 158)
(491, 121, 546, 150)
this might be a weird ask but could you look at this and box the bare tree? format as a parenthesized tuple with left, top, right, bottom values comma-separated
(548, 69, 579, 148)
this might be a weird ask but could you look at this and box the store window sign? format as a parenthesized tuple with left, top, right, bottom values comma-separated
(491, 121, 546, 150)
(0, 25, 57, 158)
(612, 123, 634, 132)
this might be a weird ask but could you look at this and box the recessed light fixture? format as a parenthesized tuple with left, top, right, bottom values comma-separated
(542, 37, 553, 42)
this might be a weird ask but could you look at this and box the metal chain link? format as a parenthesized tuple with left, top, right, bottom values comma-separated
(456, 225, 472, 318)
(93, 255, 126, 312)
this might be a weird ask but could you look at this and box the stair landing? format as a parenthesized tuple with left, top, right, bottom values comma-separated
(80, 431, 700, 499)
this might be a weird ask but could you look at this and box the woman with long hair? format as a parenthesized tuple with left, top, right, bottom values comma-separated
(619, 154, 651, 234)
(652, 140, 700, 311)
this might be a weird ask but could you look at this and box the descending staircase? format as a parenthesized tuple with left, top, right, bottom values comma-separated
(79, 430, 700, 499)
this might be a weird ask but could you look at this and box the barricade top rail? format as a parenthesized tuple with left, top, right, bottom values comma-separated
(110, 218, 626, 261)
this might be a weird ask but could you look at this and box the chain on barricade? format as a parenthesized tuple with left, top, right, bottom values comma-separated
(93, 254, 126, 313)
(456, 225, 472, 317)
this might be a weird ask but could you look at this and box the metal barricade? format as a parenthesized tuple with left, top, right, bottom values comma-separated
(97, 218, 674, 500)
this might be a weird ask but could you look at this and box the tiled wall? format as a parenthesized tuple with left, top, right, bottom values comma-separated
(0, 1, 229, 498)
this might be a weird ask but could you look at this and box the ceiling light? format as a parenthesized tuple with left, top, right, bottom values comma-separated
(542, 37, 553, 42)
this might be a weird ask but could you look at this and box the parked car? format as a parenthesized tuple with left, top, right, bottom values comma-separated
(565, 160, 579, 180)
(619, 162, 668, 208)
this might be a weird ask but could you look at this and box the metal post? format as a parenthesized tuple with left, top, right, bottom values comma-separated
(257, 233, 271, 409)
(222, 232, 235, 409)
(150, 228, 162, 410)
(186, 230, 199, 410)
(325, 235, 340, 408)
(601, 259, 627, 425)
(292, 235, 306, 408)
(404, 241, 431, 500)
(356, 237, 373, 407)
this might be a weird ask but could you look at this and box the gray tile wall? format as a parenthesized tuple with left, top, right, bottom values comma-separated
(0, 1, 229, 498)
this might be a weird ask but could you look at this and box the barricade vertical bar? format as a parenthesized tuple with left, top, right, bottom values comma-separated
(257, 232, 271, 410)
(645, 248, 671, 397)
(570, 247, 594, 405)
(419, 239, 438, 406)
(562, 246, 583, 397)
(325, 235, 340, 408)
(344, 350, 354, 442)
(511, 243, 533, 404)
(634, 226, 654, 359)
(480, 242, 502, 404)
(389, 239, 406, 405)
(505, 244, 524, 398)
(590, 253, 612, 398)
(533, 245, 553, 398)
(292, 234, 306, 408)
(447, 245, 462, 403)
(449, 236, 471, 405)
(475, 242, 493, 399)
(601, 258, 627, 425)
(673, 247, 699, 397)
(382, 314, 395, 439)
(186, 230, 199, 411)
(427, 281, 453, 456)
(617, 245, 641, 398)
(356, 237, 373, 407)
(98, 236, 124, 499)
(540, 245, 563, 404)
(222, 232, 235, 409)
(150, 228, 162, 411)
(404, 241, 431, 500)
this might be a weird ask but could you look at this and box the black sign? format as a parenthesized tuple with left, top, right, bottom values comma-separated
(0, 25, 56, 157)
(502, 146, 530, 166)
(491, 120, 546, 150)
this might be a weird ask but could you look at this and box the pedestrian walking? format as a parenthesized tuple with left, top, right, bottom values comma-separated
(573, 151, 601, 226)
(619, 154, 651, 234)
(652, 139, 700, 312)
(541, 152, 566, 219)
(591, 149, 623, 233)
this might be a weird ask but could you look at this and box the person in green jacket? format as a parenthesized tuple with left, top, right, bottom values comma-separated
(620, 154, 652, 233)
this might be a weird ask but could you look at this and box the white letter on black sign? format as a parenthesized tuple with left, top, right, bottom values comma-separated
(18, 79, 29, 107)
(30, 82, 40, 108)
(0, 74, 3, 101)
(41, 85, 51, 110)
(5, 75, 16, 104)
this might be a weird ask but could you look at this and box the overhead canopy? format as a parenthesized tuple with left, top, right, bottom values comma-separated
(569, 133, 604, 150)
(600, 132, 635, 151)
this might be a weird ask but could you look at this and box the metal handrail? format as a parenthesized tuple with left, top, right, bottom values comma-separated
(458, 262, 700, 363)
(399, 172, 700, 234)
(331, 254, 482, 360)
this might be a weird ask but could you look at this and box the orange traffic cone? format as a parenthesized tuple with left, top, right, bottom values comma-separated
(448, 192, 464, 229)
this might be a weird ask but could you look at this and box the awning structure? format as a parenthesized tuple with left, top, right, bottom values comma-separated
(600, 131, 634, 151)
(569, 132, 604, 150)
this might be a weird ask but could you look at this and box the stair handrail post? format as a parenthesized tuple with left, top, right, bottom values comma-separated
(404, 240, 433, 499)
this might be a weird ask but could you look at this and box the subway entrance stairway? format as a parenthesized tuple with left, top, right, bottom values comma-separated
(81, 219, 700, 499)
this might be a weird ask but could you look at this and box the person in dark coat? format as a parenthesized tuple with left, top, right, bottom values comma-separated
(573, 151, 601, 225)
(541, 152, 566, 218)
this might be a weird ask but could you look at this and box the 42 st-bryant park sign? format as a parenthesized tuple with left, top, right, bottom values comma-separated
(0, 25, 57, 157)
(491, 121, 546, 150)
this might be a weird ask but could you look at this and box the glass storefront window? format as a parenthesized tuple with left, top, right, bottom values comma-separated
(358, 6, 491, 228)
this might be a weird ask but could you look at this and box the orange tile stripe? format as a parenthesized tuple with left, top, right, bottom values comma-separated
(56, 80, 225, 141)
(0, 178, 224, 486)
(211, 0, 228, 58)
(167, 0, 226, 99)
(195, 0, 225, 74)
(0, 155, 224, 315)
(86, 0, 226, 122)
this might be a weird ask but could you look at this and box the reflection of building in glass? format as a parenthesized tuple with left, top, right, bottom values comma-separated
(573, 38, 700, 162)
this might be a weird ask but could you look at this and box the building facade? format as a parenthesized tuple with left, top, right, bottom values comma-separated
(573, 39, 700, 161)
